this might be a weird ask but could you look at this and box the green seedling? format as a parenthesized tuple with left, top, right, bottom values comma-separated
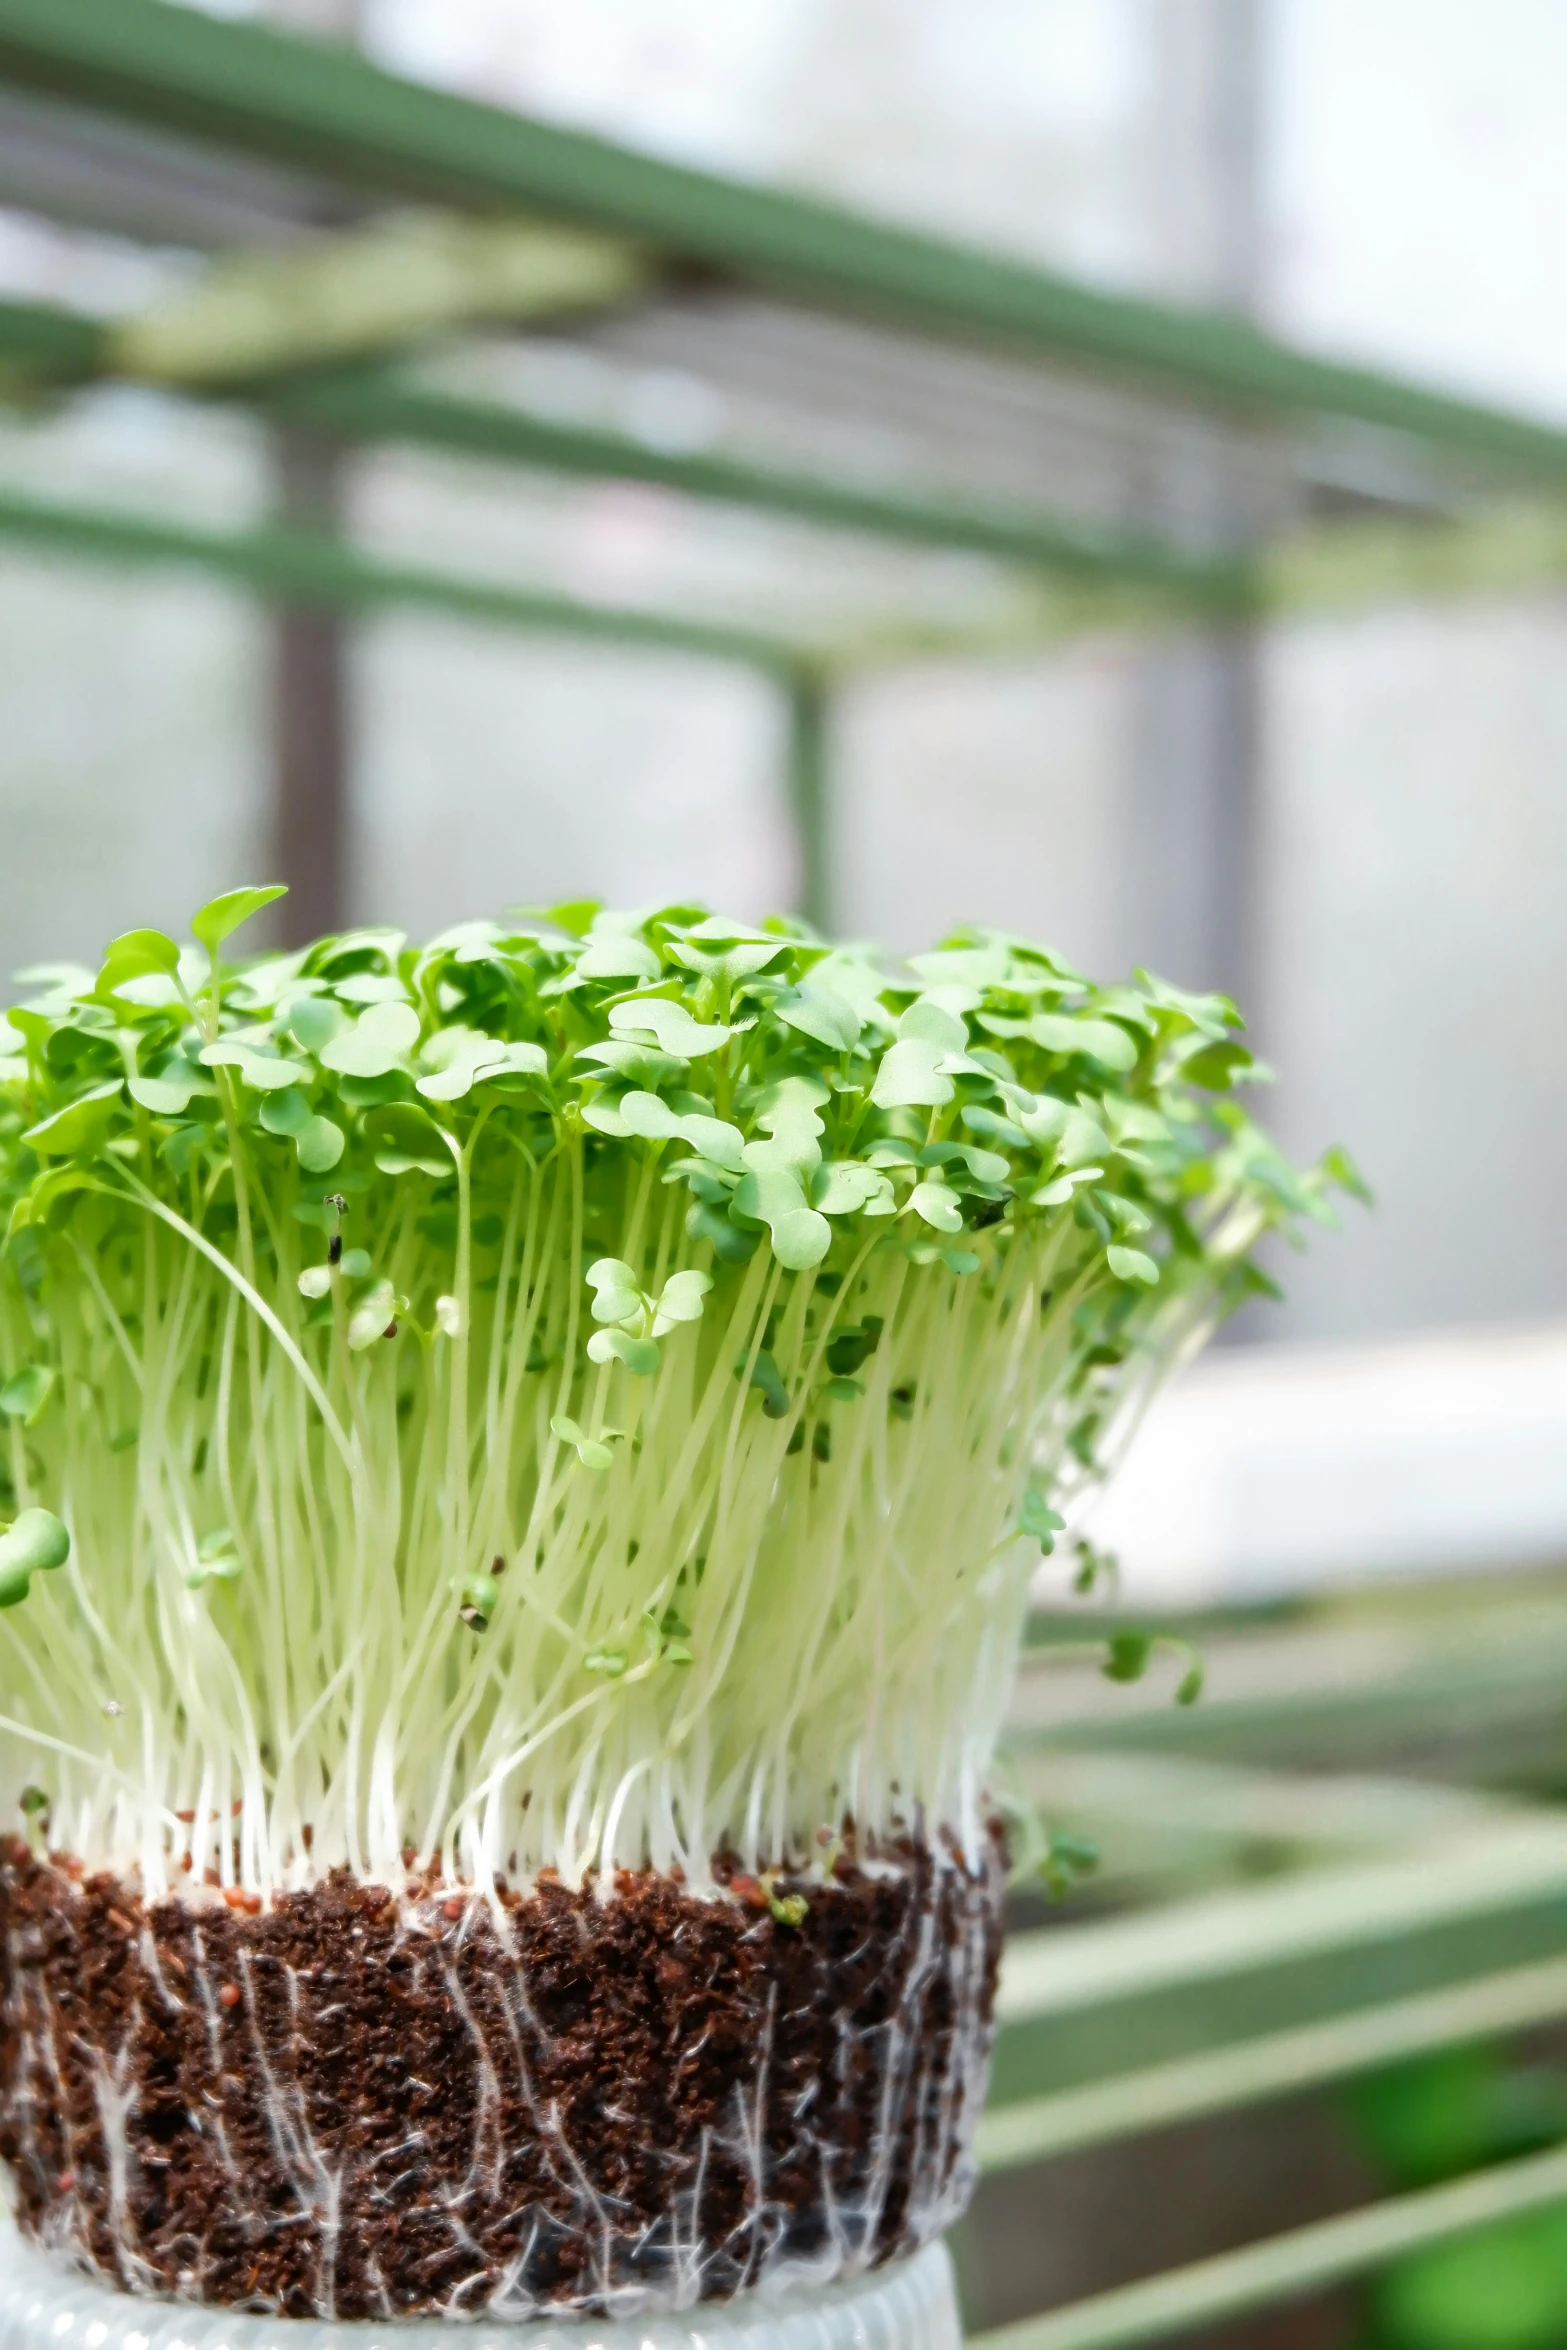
(0, 892, 1356, 1897)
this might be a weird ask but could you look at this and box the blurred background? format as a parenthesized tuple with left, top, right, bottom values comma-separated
(5, 2, 1567, 2343)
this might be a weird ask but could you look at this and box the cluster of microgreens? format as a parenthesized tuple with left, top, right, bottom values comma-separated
(0, 888, 1359, 1899)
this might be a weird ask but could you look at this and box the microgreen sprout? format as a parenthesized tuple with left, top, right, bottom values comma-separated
(0, 893, 1358, 1897)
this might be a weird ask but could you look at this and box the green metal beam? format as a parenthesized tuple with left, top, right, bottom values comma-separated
(272, 370, 1239, 601)
(989, 1820, 1567, 2108)
(0, 298, 102, 383)
(0, 302, 1243, 604)
(0, 487, 798, 673)
(2, 0, 1567, 482)
(786, 673, 832, 936)
(968, 2142, 1567, 2350)
(978, 1951, 1567, 2174)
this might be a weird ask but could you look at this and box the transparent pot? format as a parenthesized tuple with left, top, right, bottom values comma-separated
(0, 2212, 961, 2350)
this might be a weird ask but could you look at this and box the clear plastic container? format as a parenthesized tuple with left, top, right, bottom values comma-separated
(0, 2214, 961, 2350)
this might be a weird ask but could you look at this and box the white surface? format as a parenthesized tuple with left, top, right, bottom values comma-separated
(0, 2221, 961, 2350)
(1086, 1321, 1567, 1606)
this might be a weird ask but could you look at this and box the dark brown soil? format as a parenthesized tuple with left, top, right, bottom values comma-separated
(0, 1833, 1004, 2319)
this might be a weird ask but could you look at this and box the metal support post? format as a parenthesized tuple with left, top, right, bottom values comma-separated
(1121, 0, 1268, 1013)
(786, 671, 833, 938)
(271, 423, 350, 946)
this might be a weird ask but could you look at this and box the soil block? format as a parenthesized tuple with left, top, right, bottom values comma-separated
(0, 1832, 1004, 2319)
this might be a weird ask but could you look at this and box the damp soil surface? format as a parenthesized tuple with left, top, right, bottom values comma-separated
(0, 1833, 1004, 2319)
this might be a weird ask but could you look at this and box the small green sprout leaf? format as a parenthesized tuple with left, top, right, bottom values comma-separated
(1031, 1014, 1138, 1072)
(652, 1268, 712, 1335)
(608, 997, 732, 1059)
(185, 1526, 241, 1588)
(462, 1570, 500, 1622)
(200, 1040, 301, 1092)
(906, 1179, 964, 1234)
(587, 1327, 661, 1374)
(97, 929, 181, 998)
(286, 995, 345, 1054)
(0, 1508, 70, 1607)
(1107, 1245, 1159, 1285)
(364, 1101, 452, 1178)
(1019, 1489, 1065, 1553)
(871, 1037, 954, 1109)
(551, 1414, 616, 1471)
(1039, 1827, 1101, 1900)
(259, 1086, 311, 1137)
(0, 1366, 55, 1426)
(23, 1079, 123, 1157)
(812, 1162, 895, 1217)
(190, 886, 287, 953)
(775, 984, 861, 1052)
(769, 1890, 809, 1928)
(1103, 1631, 1153, 1684)
(347, 1280, 398, 1350)
(739, 1349, 791, 1418)
(320, 1001, 421, 1080)
(296, 1116, 346, 1174)
(583, 1645, 628, 1676)
(586, 1259, 645, 1327)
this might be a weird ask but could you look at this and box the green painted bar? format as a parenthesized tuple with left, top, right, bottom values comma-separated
(0, 303, 1243, 603)
(0, 487, 799, 672)
(785, 672, 831, 935)
(0, 297, 101, 379)
(989, 1825, 1567, 2106)
(967, 2142, 1567, 2350)
(274, 370, 1243, 600)
(3, 0, 1567, 479)
(977, 1952, 1567, 2173)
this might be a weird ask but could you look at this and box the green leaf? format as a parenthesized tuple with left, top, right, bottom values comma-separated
(906, 1179, 964, 1234)
(961, 1104, 1031, 1151)
(1030, 1014, 1138, 1073)
(320, 1001, 421, 1079)
(286, 995, 345, 1054)
(190, 886, 287, 953)
(0, 1366, 55, 1426)
(587, 1327, 661, 1374)
(732, 1166, 831, 1268)
(609, 997, 732, 1059)
(259, 1086, 311, 1137)
(740, 1349, 791, 1418)
(576, 935, 659, 980)
(586, 1258, 646, 1328)
(652, 1268, 712, 1335)
(364, 1101, 452, 1178)
(347, 1279, 397, 1351)
(1020, 1488, 1065, 1552)
(1107, 1245, 1159, 1285)
(1103, 1632, 1153, 1684)
(871, 1037, 954, 1110)
(550, 1413, 617, 1470)
(200, 1040, 301, 1092)
(22, 1079, 124, 1157)
(774, 984, 862, 1052)
(613, 1089, 745, 1167)
(416, 1029, 548, 1103)
(296, 1115, 345, 1174)
(812, 1161, 896, 1217)
(97, 929, 181, 997)
(1182, 1039, 1252, 1090)
(0, 1508, 70, 1590)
